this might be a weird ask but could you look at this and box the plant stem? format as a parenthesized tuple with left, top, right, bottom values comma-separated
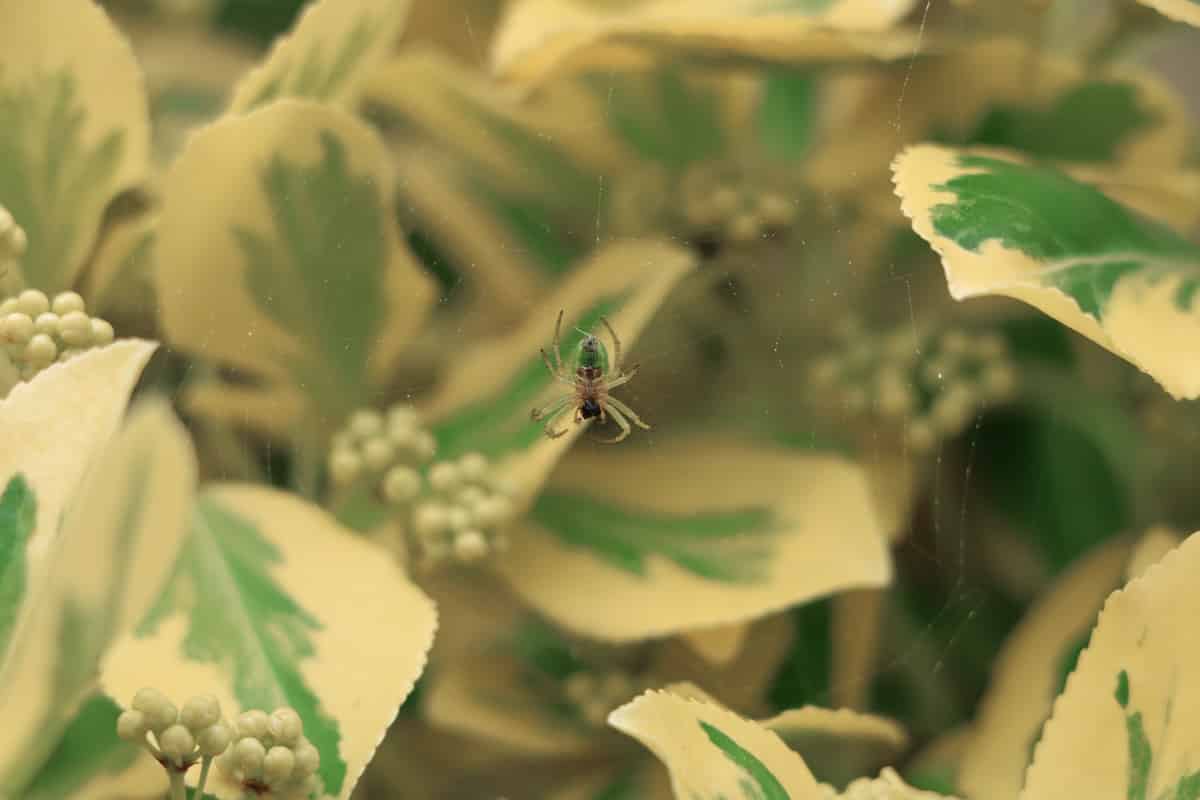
(195, 757, 213, 798)
(168, 771, 187, 800)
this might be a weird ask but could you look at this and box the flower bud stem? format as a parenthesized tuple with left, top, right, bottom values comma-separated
(167, 770, 187, 800)
(195, 757, 213, 797)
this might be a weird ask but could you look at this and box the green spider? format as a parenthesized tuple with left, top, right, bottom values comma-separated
(530, 310, 651, 443)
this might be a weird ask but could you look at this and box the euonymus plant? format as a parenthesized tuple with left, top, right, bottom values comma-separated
(2, 0, 1200, 798)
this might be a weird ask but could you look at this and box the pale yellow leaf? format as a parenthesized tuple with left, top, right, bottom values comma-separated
(496, 436, 890, 641)
(0, 340, 157, 560)
(681, 622, 753, 667)
(0, 0, 150, 291)
(156, 99, 435, 423)
(103, 485, 438, 800)
(609, 688, 824, 799)
(0, 400, 196, 793)
(181, 379, 306, 442)
(763, 706, 908, 789)
(1138, 0, 1200, 26)
(959, 537, 1133, 800)
(229, 0, 412, 113)
(1021, 530, 1200, 798)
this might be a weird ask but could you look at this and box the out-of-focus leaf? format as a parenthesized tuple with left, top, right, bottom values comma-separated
(21, 694, 164, 800)
(1137, 0, 1200, 26)
(0, 340, 157, 557)
(958, 537, 1133, 800)
(422, 239, 694, 510)
(0, 0, 150, 291)
(763, 706, 908, 789)
(156, 100, 435, 432)
(80, 213, 156, 319)
(229, 0, 412, 113)
(103, 486, 437, 800)
(608, 688, 824, 799)
(495, 437, 890, 641)
(894, 144, 1200, 399)
(0, 400, 195, 794)
(491, 0, 923, 85)
(1020, 532, 1200, 799)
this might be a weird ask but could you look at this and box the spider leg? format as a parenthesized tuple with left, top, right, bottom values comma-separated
(602, 363, 640, 390)
(540, 349, 574, 385)
(605, 396, 651, 430)
(531, 394, 573, 423)
(593, 403, 632, 443)
(552, 309, 564, 373)
(600, 315, 622, 370)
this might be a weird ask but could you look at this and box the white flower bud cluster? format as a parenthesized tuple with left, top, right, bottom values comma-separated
(117, 689, 233, 795)
(328, 404, 517, 568)
(818, 767, 962, 799)
(562, 669, 647, 728)
(678, 161, 798, 250)
(327, 404, 437, 489)
(410, 450, 515, 568)
(0, 289, 116, 385)
(215, 707, 322, 799)
(809, 320, 1018, 452)
(0, 206, 26, 279)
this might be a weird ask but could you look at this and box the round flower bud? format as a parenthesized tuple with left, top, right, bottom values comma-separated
(0, 298, 16, 316)
(116, 709, 148, 742)
(456, 486, 486, 512)
(58, 310, 91, 347)
(58, 347, 81, 363)
(233, 737, 266, 776)
(757, 193, 795, 229)
(89, 317, 115, 346)
(33, 312, 59, 336)
(428, 461, 459, 493)
(725, 213, 760, 244)
(51, 291, 85, 316)
(563, 672, 594, 705)
(263, 745, 296, 784)
(361, 437, 395, 471)
(381, 466, 421, 504)
(292, 740, 320, 777)
(877, 371, 915, 417)
(413, 503, 448, 537)
(158, 724, 196, 763)
(25, 333, 57, 366)
(180, 694, 221, 732)
(454, 529, 489, 562)
(413, 430, 437, 462)
(236, 709, 270, 740)
(457, 452, 488, 482)
(710, 186, 740, 217)
(132, 687, 178, 733)
(931, 383, 975, 434)
(268, 708, 303, 746)
(348, 409, 383, 440)
(939, 330, 969, 356)
(980, 363, 1017, 399)
(974, 332, 1007, 360)
(386, 404, 419, 432)
(16, 289, 49, 317)
(327, 448, 362, 486)
(1, 313, 33, 345)
(473, 495, 512, 529)
(446, 506, 471, 533)
(197, 721, 233, 757)
(7, 226, 25, 256)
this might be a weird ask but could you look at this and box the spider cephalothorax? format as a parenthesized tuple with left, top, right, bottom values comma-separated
(530, 310, 651, 443)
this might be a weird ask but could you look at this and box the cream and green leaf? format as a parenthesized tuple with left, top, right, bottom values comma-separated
(489, 0, 921, 85)
(958, 536, 1135, 800)
(1137, 0, 1200, 26)
(0, 0, 150, 293)
(228, 0, 412, 113)
(157, 100, 435, 436)
(0, 400, 196, 795)
(0, 340, 158, 557)
(421, 238, 694, 511)
(608, 689, 823, 799)
(494, 436, 890, 641)
(1020, 531, 1200, 799)
(103, 485, 438, 800)
(894, 144, 1200, 400)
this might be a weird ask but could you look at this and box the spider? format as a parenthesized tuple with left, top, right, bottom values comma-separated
(530, 310, 651, 443)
